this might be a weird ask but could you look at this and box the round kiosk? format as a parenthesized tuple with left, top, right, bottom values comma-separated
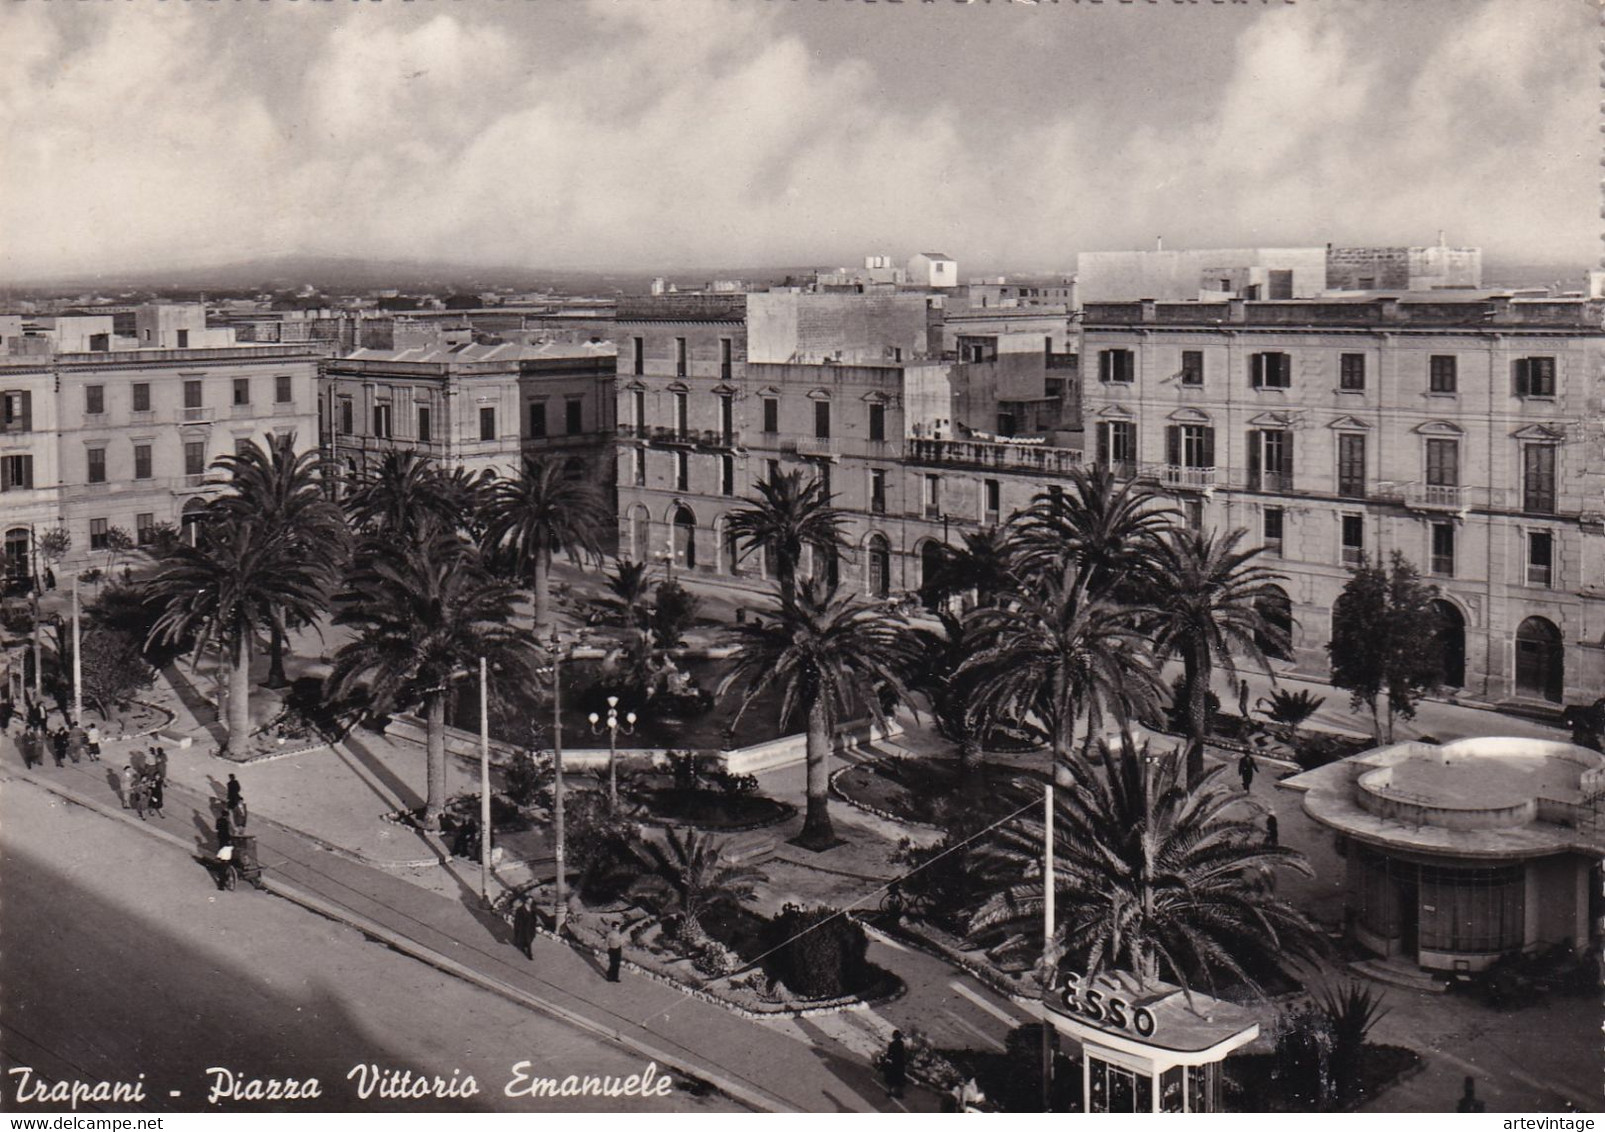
(1043, 969, 1259, 1112)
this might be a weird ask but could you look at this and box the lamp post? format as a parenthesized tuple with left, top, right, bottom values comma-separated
(546, 626, 588, 934)
(71, 572, 81, 724)
(588, 695, 637, 811)
(478, 655, 491, 904)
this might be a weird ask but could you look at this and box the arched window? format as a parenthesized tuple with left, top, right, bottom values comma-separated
(865, 534, 891, 599)
(1515, 616, 1563, 703)
(673, 505, 697, 572)
(1430, 600, 1465, 688)
(3, 527, 29, 589)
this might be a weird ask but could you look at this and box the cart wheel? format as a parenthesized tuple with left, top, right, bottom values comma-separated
(224, 865, 237, 892)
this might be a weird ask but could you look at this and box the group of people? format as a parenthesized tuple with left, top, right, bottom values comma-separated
(8, 703, 103, 773)
(121, 747, 170, 820)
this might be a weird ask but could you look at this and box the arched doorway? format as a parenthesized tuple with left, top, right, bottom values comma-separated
(3, 527, 29, 592)
(721, 520, 742, 577)
(629, 505, 651, 565)
(672, 505, 697, 572)
(1430, 600, 1465, 688)
(1254, 585, 1294, 661)
(865, 534, 891, 599)
(919, 541, 946, 611)
(1515, 616, 1563, 703)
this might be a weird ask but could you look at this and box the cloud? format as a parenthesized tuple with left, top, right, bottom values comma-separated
(0, 0, 1592, 282)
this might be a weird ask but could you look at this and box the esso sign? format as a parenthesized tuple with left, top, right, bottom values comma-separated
(1057, 972, 1159, 1038)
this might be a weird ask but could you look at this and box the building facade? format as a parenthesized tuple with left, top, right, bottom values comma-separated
(1080, 295, 1605, 708)
(1076, 247, 1328, 303)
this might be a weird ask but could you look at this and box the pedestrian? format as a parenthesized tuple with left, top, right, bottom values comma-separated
(44, 567, 55, 591)
(66, 722, 84, 764)
(1265, 814, 1279, 847)
(122, 765, 137, 808)
(146, 776, 165, 819)
(1238, 678, 1251, 718)
(605, 921, 625, 982)
(512, 896, 535, 960)
(154, 747, 167, 783)
(0, 697, 13, 731)
(1456, 1076, 1486, 1113)
(1238, 751, 1256, 793)
(85, 722, 101, 762)
(231, 797, 248, 831)
(20, 729, 39, 770)
(953, 1077, 984, 1113)
(882, 1030, 907, 1100)
(226, 773, 242, 810)
(130, 775, 147, 820)
(52, 728, 67, 767)
(215, 810, 232, 850)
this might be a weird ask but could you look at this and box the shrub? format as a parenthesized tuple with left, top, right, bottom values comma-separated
(505, 748, 552, 809)
(692, 940, 743, 977)
(1295, 732, 1373, 771)
(1261, 688, 1326, 729)
(764, 903, 871, 999)
(651, 581, 701, 649)
(566, 791, 644, 900)
(1271, 1004, 1335, 1109)
(1318, 982, 1390, 1104)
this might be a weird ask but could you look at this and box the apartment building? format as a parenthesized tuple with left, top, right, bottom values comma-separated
(614, 290, 1077, 600)
(1080, 295, 1605, 708)
(0, 305, 321, 583)
(320, 337, 616, 485)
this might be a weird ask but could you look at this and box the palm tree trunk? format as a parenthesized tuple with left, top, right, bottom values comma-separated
(1053, 713, 1076, 788)
(796, 696, 837, 850)
(423, 693, 447, 830)
(226, 632, 251, 756)
(1184, 649, 1209, 784)
(265, 609, 289, 689)
(532, 547, 552, 631)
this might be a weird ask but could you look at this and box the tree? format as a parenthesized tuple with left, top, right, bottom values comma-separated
(326, 530, 537, 829)
(720, 580, 916, 849)
(145, 517, 332, 755)
(918, 526, 1016, 610)
(480, 455, 606, 631)
(37, 527, 71, 581)
(603, 559, 653, 635)
(725, 469, 848, 602)
(1006, 464, 1175, 598)
(343, 450, 477, 541)
(1144, 527, 1290, 782)
(100, 527, 135, 581)
(628, 827, 767, 944)
(210, 436, 351, 687)
(970, 742, 1325, 995)
(911, 610, 990, 775)
(649, 580, 700, 649)
(79, 625, 157, 721)
(1327, 551, 1444, 742)
(960, 564, 1163, 783)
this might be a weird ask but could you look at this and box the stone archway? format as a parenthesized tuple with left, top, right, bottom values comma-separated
(672, 504, 697, 572)
(1515, 616, 1563, 703)
(1430, 599, 1466, 689)
(180, 499, 209, 548)
(865, 534, 891, 599)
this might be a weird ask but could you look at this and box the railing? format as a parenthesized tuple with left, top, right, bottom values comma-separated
(1374, 481, 1470, 510)
(230, 403, 255, 418)
(907, 438, 1084, 476)
(648, 425, 697, 445)
(181, 406, 209, 422)
(1246, 470, 1295, 493)
(793, 436, 840, 459)
(1149, 464, 1217, 490)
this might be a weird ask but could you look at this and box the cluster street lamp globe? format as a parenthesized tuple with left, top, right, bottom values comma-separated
(588, 695, 637, 811)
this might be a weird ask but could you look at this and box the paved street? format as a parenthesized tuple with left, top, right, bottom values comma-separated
(0, 776, 734, 1114)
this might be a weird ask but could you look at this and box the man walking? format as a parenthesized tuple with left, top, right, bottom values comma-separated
(1238, 678, 1251, 719)
(84, 721, 100, 762)
(51, 728, 67, 767)
(146, 776, 165, 820)
(226, 773, 242, 811)
(1265, 814, 1279, 847)
(1238, 751, 1256, 793)
(512, 896, 535, 960)
(605, 921, 625, 983)
(882, 1031, 907, 1100)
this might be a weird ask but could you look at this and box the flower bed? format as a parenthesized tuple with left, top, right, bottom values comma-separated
(831, 757, 1042, 829)
(633, 788, 794, 832)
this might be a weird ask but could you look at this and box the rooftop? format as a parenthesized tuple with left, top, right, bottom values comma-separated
(1083, 296, 1605, 332)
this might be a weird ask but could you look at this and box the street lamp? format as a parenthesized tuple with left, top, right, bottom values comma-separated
(544, 626, 588, 934)
(588, 695, 637, 810)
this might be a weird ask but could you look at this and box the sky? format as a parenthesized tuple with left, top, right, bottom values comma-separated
(0, 0, 1596, 281)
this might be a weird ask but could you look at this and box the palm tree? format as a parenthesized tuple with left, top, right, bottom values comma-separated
(970, 742, 1324, 996)
(628, 827, 768, 945)
(604, 559, 654, 635)
(960, 564, 1164, 783)
(145, 517, 332, 755)
(480, 455, 606, 631)
(720, 580, 916, 850)
(725, 469, 848, 601)
(1007, 464, 1176, 598)
(210, 436, 351, 687)
(343, 451, 476, 541)
(918, 525, 1017, 610)
(912, 610, 993, 776)
(1144, 527, 1290, 782)
(326, 530, 537, 829)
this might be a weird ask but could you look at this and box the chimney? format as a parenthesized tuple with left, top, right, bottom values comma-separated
(1156, 236, 1164, 253)
(1378, 297, 1401, 321)
(1139, 299, 1157, 323)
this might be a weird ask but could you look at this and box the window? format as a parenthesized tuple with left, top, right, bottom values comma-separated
(132, 383, 151, 413)
(1514, 356, 1556, 398)
(814, 400, 831, 440)
(1430, 522, 1455, 577)
(1429, 355, 1457, 394)
(528, 401, 547, 438)
(479, 406, 496, 442)
(1250, 352, 1292, 389)
(1527, 531, 1553, 587)
(184, 380, 203, 410)
(233, 378, 250, 406)
(1522, 445, 1557, 514)
(632, 336, 644, 377)
(90, 518, 109, 551)
(566, 399, 583, 436)
(1183, 499, 1204, 531)
(85, 385, 105, 415)
(673, 391, 688, 436)
(136, 513, 154, 546)
(372, 403, 392, 439)
(1263, 506, 1284, 556)
(767, 458, 780, 483)
(675, 450, 689, 492)
(276, 375, 293, 403)
(1180, 350, 1203, 386)
(633, 447, 646, 487)
(133, 444, 152, 480)
(1337, 434, 1366, 499)
(720, 337, 733, 379)
(338, 398, 353, 435)
(718, 394, 733, 444)
(1341, 513, 1365, 567)
(633, 389, 646, 428)
(0, 454, 33, 491)
(721, 454, 734, 496)
(417, 406, 432, 443)
(1425, 438, 1458, 486)
(762, 397, 779, 434)
(1098, 348, 1134, 384)
(184, 441, 206, 476)
(1164, 425, 1215, 469)
(1094, 420, 1136, 475)
(176, 329, 189, 348)
(87, 446, 106, 485)
(924, 473, 941, 519)
(235, 437, 253, 457)
(869, 402, 885, 442)
(675, 337, 687, 378)
(1248, 429, 1293, 491)
(2, 390, 32, 432)
(1339, 354, 1366, 392)
(870, 469, 887, 514)
(984, 478, 1001, 522)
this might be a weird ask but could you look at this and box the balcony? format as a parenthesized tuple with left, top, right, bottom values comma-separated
(181, 406, 210, 422)
(230, 403, 255, 419)
(1246, 470, 1295, 493)
(1374, 481, 1470, 512)
(907, 438, 1084, 476)
(1148, 464, 1217, 492)
(792, 436, 841, 460)
(647, 425, 698, 447)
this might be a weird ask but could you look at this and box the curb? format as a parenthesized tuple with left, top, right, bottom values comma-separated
(2, 765, 793, 1115)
